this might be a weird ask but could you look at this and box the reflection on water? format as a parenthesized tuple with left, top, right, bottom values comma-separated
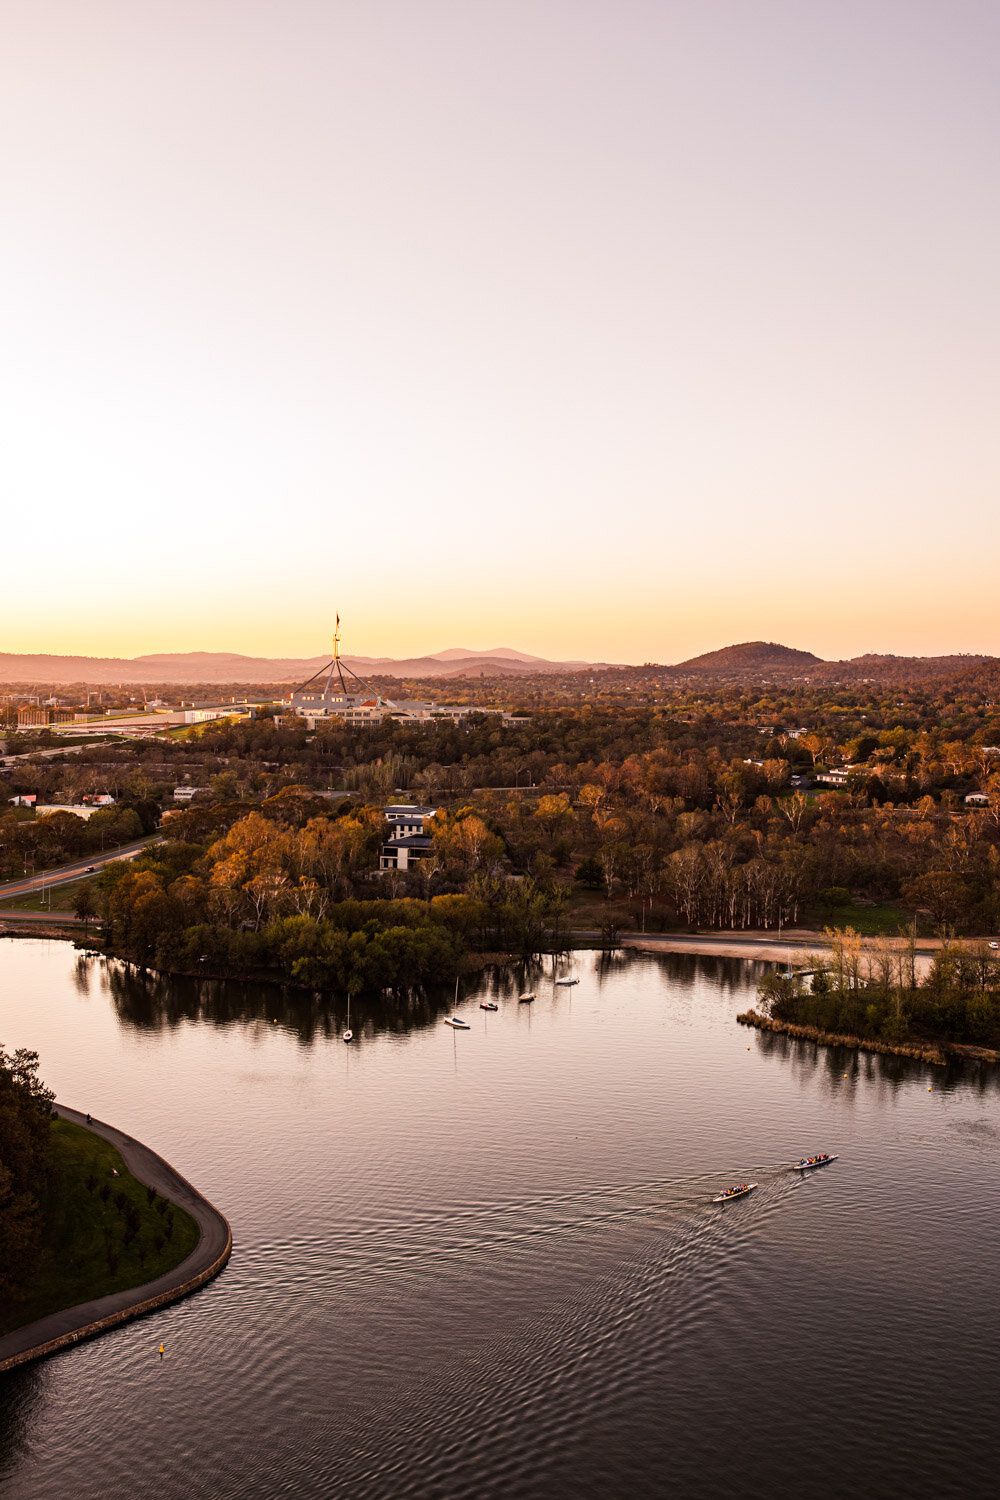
(0, 1367, 44, 1485)
(88, 947, 775, 1042)
(2, 937, 1000, 1499)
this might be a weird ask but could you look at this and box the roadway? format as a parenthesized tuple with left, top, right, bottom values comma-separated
(1, 740, 112, 764)
(0, 837, 158, 902)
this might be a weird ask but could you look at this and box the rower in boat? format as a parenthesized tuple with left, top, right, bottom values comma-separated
(792, 1153, 838, 1171)
(712, 1182, 757, 1203)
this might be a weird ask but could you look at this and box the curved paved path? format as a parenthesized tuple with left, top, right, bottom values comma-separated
(0, 1106, 231, 1372)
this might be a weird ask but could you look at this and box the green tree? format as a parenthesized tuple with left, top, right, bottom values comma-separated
(0, 1046, 55, 1303)
(71, 884, 99, 934)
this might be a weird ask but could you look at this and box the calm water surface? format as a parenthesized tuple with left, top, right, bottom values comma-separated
(1, 938, 999, 1499)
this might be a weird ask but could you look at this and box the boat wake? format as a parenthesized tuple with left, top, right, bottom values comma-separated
(321, 1168, 805, 1498)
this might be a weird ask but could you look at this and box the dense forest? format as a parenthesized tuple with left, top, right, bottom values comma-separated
(6, 665, 1000, 962)
(97, 788, 564, 983)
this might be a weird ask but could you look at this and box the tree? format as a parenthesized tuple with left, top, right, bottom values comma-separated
(900, 870, 972, 929)
(534, 793, 573, 840)
(0, 1046, 54, 1302)
(574, 856, 603, 889)
(71, 884, 99, 934)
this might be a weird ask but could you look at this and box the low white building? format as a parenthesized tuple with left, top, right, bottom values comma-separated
(288, 688, 527, 731)
(35, 803, 108, 821)
(182, 705, 246, 724)
(814, 766, 860, 788)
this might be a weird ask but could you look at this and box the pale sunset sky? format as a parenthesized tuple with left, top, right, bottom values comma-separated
(2, 1, 998, 664)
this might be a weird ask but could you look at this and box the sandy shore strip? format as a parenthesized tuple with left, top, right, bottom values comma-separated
(0, 1106, 231, 1373)
(613, 930, 942, 963)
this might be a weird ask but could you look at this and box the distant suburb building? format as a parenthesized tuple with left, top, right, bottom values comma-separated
(17, 706, 51, 728)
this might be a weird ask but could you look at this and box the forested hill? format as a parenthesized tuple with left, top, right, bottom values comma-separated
(675, 642, 824, 671)
(816, 653, 995, 684)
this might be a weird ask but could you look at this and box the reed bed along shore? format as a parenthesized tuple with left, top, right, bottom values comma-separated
(737, 1009, 949, 1066)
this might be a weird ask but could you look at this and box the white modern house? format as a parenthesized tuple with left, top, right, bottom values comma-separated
(379, 805, 437, 871)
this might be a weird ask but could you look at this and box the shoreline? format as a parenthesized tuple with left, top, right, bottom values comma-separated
(613, 929, 942, 963)
(0, 1106, 231, 1374)
(1, 923, 946, 977)
(737, 1009, 1000, 1067)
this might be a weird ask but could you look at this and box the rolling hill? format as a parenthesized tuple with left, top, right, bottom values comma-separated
(675, 641, 824, 672)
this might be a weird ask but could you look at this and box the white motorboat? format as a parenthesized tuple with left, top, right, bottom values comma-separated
(444, 1016, 470, 1029)
(555, 978, 579, 987)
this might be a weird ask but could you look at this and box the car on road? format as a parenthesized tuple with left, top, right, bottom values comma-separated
(85, 865, 96, 873)
(990, 940, 999, 950)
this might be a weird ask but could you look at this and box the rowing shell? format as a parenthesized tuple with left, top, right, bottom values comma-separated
(712, 1183, 758, 1203)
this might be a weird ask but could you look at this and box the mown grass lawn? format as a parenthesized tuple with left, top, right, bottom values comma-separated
(807, 900, 912, 937)
(0, 1119, 199, 1337)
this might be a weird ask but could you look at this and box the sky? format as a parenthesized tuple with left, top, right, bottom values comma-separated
(2, 0, 999, 665)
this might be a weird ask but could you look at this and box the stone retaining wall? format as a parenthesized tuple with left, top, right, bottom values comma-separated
(0, 1224, 231, 1373)
(0, 1114, 232, 1375)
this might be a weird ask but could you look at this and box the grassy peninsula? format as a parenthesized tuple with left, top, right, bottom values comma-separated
(0, 1113, 198, 1338)
(747, 930, 1000, 1062)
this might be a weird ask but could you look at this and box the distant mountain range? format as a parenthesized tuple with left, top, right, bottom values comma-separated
(0, 640, 994, 686)
(0, 646, 605, 685)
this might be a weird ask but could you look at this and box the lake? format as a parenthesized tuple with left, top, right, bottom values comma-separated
(1, 937, 998, 1499)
